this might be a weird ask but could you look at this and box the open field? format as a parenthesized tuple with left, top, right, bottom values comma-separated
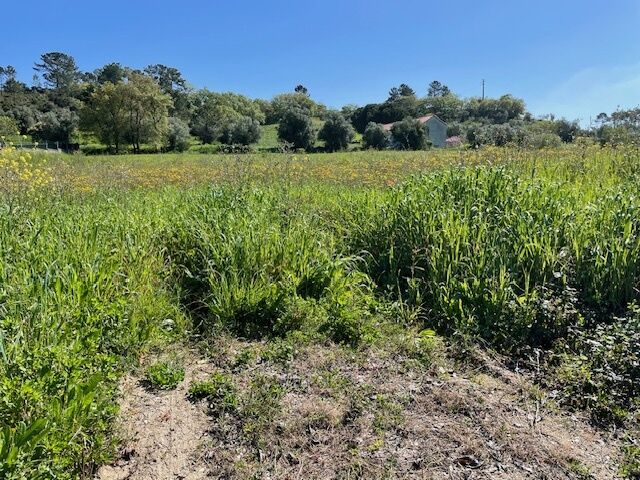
(1, 145, 639, 479)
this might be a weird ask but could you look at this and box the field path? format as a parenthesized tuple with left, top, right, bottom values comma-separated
(96, 352, 213, 480)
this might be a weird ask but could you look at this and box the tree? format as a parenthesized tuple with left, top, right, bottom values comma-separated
(554, 119, 580, 142)
(388, 84, 415, 101)
(81, 82, 129, 152)
(427, 80, 451, 97)
(32, 108, 79, 143)
(167, 116, 190, 151)
(191, 91, 264, 144)
(420, 94, 463, 122)
(318, 111, 354, 151)
(0, 66, 16, 91)
(144, 64, 187, 94)
(33, 52, 80, 90)
(362, 122, 390, 150)
(269, 92, 324, 124)
(277, 107, 316, 149)
(123, 73, 172, 152)
(221, 116, 261, 145)
(391, 117, 427, 150)
(0, 115, 18, 138)
(81, 73, 172, 153)
(294, 84, 308, 95)
(95, 63, 127, 84)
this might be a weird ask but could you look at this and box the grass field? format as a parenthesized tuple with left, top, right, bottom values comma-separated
(1, 144, 639, 478)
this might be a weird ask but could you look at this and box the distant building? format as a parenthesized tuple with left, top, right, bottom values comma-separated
(382, 114, 448, 148)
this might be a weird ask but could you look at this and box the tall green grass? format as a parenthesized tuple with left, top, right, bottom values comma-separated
(342, 163, 640, 350)
(0, 146, 639, 478)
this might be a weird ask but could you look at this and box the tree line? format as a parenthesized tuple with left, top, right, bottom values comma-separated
(0, 52, 638, 153)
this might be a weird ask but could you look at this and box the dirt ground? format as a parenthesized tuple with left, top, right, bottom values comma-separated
(96, 339, 621, 480)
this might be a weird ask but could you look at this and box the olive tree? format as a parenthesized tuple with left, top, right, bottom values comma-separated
(277, 107, 316, 150)
(318, 111, 354, 151)
(362, 122, 390, 150)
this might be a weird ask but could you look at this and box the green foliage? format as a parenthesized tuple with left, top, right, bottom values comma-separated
(343, 165, 640, 351)
(81, 73, 172, 152)
(3, 146, 640, 477)
(32, 108, 79, 144)
(277, 107, 316, 150)
(268, 93, 325, 124)
(34, 52, 80, 90)
(145, 361, 185, 390)
(0, 115, 18, 138)
(391, 117, 427, 150)
(167, 116, 191, 152)
(551, 305, 640, 424)
(240, 375, 284, 444)
(165, 188, 375, 342)
(362, 122, 390, 150)
(527, 132, 562, 148)
(191, 91, 265, 144)
(221, 116, 261, 145)
(318, 111, 354, 152)
(188, 372, 238, 414)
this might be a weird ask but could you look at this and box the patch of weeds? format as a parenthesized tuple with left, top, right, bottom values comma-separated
(621, 438, 640, 479)
(241, 375, 285, 446)
(548, 305, 639, 441)
(232, 345, 259, 371)
(272, 296, 326, 337)
(372, 394, 404, 433)
(313, 367, 352, 395)
(412, 329, 444, 367)
(566, 458, 594, 479)
(144, 361, 184, 390)
(342, 387, 371, 425)
(188, 372, 238, 415)
(263, 338, 296, 366)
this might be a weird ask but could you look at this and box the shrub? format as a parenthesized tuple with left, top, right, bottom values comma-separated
(167, 117, 190, 151)
(527, 132, 562, 149)
(0, 115, 18, 138)
(391, 117, 427, 150)
(362, 122, 390, 150)
(318, 111, 354, 152)
(221, 116, 261, 146)
(277, 107, 316, 150)
(145, 361, 185, 390)
(551, 305, 640, 425)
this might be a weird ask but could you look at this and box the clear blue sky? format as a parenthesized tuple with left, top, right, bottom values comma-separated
(3, 0, 639, 124)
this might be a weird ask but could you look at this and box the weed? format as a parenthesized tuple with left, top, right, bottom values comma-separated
(145, 361, 185, 390)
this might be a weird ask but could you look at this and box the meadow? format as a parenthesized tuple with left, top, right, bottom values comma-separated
(1, 144, 639, 478)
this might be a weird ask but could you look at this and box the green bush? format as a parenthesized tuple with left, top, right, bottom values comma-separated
(167, 116, 190, 152)
(277, 107, 316, 150)
(221, 116, 261, 146)
(391, 117, 427, 150)
(362, 122, 390, 150)
(318, 111, 354, 152)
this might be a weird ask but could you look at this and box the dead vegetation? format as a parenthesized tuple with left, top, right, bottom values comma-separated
(97, 336, 621, 479)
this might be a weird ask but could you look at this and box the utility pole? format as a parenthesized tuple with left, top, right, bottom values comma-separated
(481, 79, 485, 100)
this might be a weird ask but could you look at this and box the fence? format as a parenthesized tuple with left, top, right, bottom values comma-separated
(1, 140, 78, 152)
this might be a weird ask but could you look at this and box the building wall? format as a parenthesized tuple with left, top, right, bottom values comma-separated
(426, 118, 447, 147)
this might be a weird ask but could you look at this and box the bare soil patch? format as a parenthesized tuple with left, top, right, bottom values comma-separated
(96, 350, 213, 480)
(98, 338, 621, 479)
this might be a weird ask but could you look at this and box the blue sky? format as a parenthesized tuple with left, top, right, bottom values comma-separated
(2, 0, 639, 124)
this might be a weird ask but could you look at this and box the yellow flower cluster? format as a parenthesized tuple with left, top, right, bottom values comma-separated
(0, 145, 53, 194)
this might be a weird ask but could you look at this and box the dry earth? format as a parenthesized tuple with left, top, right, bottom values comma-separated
(96, 339, 621, 479)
